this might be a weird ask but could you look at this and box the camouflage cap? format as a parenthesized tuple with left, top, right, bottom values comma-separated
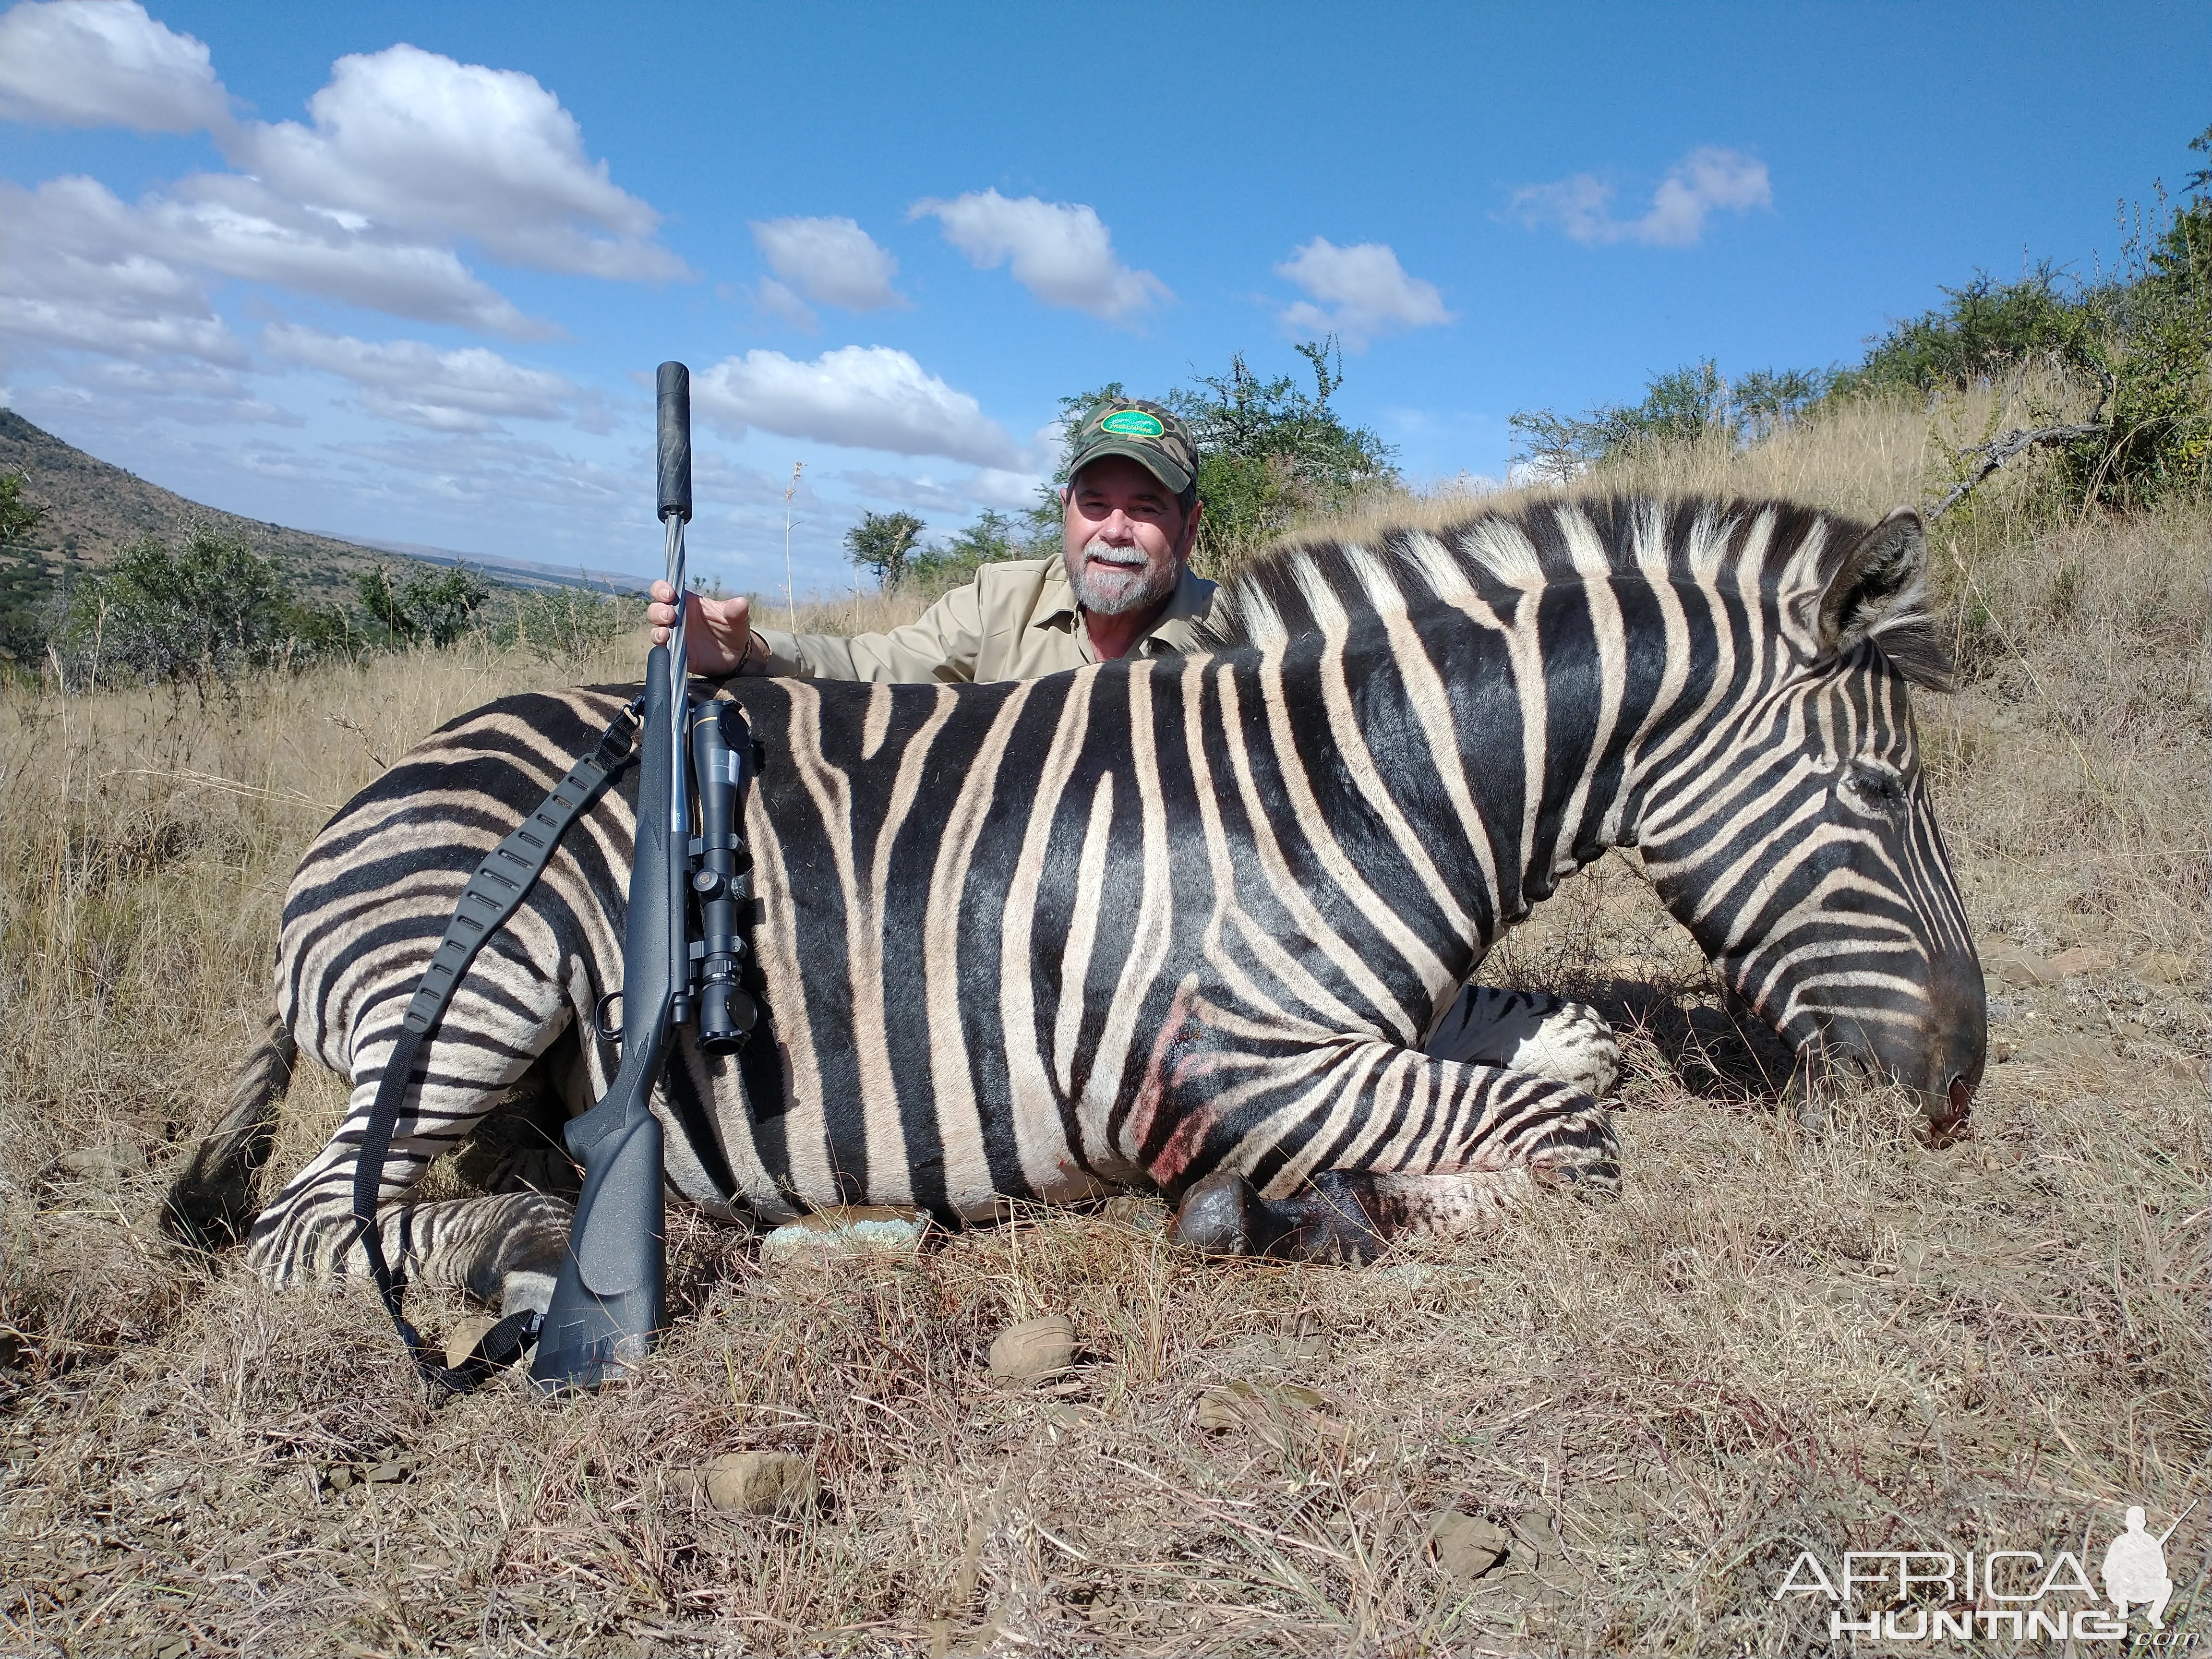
(1065, 398, 1199, 497)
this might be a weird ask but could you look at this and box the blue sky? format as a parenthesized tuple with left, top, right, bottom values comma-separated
(3, 1, 2206, 592)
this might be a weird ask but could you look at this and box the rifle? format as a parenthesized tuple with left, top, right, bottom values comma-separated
(530, 361, 756, 1392)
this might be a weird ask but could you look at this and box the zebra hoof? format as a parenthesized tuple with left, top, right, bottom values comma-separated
(161, 1172, 258, 1251)
(1170, 1171, 1284, 1257)
(1279, 1170, 1388, 1265)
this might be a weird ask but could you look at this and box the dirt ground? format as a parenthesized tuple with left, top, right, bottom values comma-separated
(3, 410, 2207, 1655)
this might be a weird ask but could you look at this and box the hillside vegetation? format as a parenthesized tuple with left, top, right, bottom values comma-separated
(0, 411, 394, 610)
(1, 372, 2204, 1653)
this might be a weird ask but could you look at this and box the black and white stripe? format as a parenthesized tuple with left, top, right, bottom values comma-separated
(174, 494, 1983, 1297)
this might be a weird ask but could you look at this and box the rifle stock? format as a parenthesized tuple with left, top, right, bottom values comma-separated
(529, 364, 694, 1393)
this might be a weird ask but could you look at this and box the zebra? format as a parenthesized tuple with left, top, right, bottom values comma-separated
(166, 494, 1984, 1315)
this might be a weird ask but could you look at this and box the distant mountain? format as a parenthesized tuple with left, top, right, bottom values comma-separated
(0, 410, 393, 602)
(0, 411, 644, 601)
(340, 535, 643, 597)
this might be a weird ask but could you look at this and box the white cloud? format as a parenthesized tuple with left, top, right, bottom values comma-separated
(2, 28, 683, 363)
(749, 277, 819, 330)
(0, 0, 228, 132)
(911, 189, 1167, 321)
(264, 324, 583, 432)
(1275, 238, 1452, 348)
(230, 44, 686, 281)
(750, 216, 904, 310)
(0, 176, 245, 363)
(833, 465, 1046, 516)
(693, 346, 1018, 467)
(1510, 146, 1773, 247)
(5, 172, 546, 341)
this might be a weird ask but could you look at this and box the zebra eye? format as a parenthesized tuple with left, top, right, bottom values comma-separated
(1839, 759, 1907, 816)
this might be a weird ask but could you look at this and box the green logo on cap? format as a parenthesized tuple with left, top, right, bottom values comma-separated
(1099, 409, 1166, 438)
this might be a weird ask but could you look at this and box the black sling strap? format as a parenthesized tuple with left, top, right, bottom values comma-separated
(350, 703, 638, 1395)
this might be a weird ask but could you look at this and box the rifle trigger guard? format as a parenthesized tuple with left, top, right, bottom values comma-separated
(592, 990, 624, 1047)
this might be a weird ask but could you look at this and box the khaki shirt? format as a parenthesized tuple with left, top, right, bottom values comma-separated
(739, 557, 1217, 684)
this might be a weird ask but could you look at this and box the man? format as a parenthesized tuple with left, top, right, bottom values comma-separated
(645, 393, 1619, 1089)
(647, 399, 1215, 681)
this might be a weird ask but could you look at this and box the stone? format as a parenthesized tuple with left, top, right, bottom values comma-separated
(51, 1145, 147, 1183)
(443, 1314, 501, 1371)
(687, 1450, 819, 1515)
(759, 1206, 925, 1269)
(2135, 952, 2190, 986)
(1429, 1510, 1510, 1583)
(1193, 1379, 1349, 1463)
(1981, 945, 2053, 991)
(2045, 946, 2115, 978)
(987, 1313, 1078, 1379)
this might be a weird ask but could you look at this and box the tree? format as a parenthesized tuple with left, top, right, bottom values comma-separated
(0, 472, 45, 547)
(907, 509, 1022, 590)
(843, 510, 926, 589)
(62, 528, 299, 692)
(1044, 344, 1398, 571)
(1168, 339, 1398, 566)
(353, 561, 492, 649)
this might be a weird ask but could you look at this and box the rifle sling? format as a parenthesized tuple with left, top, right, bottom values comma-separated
(350, 702, 640, 1397)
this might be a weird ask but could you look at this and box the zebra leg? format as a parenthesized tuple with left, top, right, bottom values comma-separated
(164, 1009, 298, 1249)
(244, 972, 576, 1314)
(1167, 1045, 1619, 1264)
(1423, 985, 1620, 1096)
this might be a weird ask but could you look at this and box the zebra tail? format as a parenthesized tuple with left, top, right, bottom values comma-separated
(162, 1007, 298, 1250)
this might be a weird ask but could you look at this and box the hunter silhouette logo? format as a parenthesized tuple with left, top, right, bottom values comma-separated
(2102, 1505, 2177, 1629)
(1773, 1501, 2194, 1643)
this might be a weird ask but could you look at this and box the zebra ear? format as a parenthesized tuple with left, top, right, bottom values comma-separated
(1815, 507, 1953, 690)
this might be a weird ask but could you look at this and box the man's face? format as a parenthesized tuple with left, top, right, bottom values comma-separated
(1061, 455, 1196, 617)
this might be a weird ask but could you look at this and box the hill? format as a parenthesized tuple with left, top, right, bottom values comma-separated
(0, 410, 393, 603)
(0, 412, 644, 661)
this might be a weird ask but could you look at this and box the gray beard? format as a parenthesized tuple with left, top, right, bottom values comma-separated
(1067, 539, 1176, 617)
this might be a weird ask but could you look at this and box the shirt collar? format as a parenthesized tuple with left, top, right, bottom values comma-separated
(1035, 560, 1218, 655)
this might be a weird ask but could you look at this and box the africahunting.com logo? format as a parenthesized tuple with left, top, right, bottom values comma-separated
(1774, 1504, 2190, 1643)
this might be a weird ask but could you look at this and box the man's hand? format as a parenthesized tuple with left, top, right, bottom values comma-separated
(648, 582, 754, 675)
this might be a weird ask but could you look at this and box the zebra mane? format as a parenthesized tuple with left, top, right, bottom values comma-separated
(1196, 494, 1954, 691)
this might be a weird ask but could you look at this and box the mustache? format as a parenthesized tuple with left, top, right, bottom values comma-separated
(1081, 540, 1146, 568)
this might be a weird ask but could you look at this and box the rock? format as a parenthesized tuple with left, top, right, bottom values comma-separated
(1981, 946, 2053, 991)
(988, 1313, 1078, 1380)
(1429, 1510, 1510, 1583)
(1196, 1378, 1330, 1432)
(2045, 946, 2115, 978)
(443, 1314, 501, 1370)
(686, 1451, 819, 1515)
(1193, 1379, 1350, 1463)
(51, 1145, 147, 1183)
(2136, 952, 2191, 986)
(759, 1206, 925, 1269)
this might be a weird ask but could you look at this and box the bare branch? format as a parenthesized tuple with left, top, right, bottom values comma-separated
(1930, 421, 2105, 520)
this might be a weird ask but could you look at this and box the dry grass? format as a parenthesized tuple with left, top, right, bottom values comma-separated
(3, 407, 2208, 1656)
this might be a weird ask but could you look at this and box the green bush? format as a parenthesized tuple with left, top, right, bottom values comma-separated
(1511, 360, 1830, 481)
(353, 562, 492, 649)
(491, 584, 646, 664)
(60, 529, 309, 693)
(904, 509, 1025, 594)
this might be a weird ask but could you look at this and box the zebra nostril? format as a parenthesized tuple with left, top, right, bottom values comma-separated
(1946, 1074, 1975, 1120)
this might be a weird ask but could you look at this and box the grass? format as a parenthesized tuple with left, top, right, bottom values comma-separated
(2, 392, 2207, 1655)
